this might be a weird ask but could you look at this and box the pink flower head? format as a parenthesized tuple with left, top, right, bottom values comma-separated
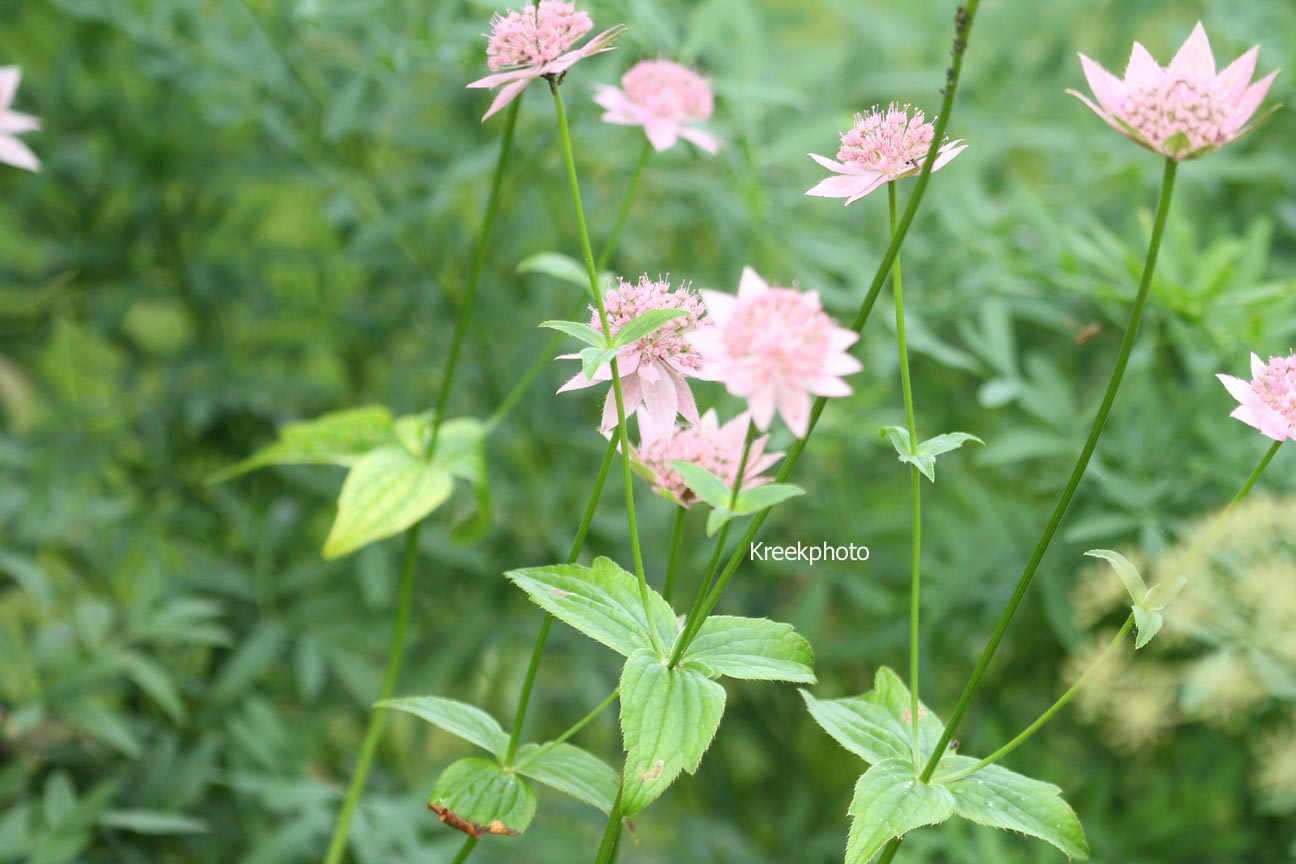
(690, 267, 862, 438)
(637, 410, 781, 507)
(1070, 22, 1279, 161)
(559, 274, 708, 442)
(594, 59, 720, 154)
(806, 103, 965, 205)
(467, 1, 626, 121)
(1218, 353, 1296, 442)
(0, 67, 39, 173)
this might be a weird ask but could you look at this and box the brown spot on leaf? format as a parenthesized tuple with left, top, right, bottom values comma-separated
(428, 802, 519, 838)
(1074, 321, 1102, 344)
(551, 588, 569, 598)
(636, 760, 664, 782)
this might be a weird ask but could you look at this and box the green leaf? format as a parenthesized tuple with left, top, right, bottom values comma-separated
(671, 461, 733, 510)
(431, 418, 491, 544)
(846, 758, 956, 863)
(1132, 606, 1163, 649)
(98, 810, 208, 835)
(619, 649, 726, 816)
(540, 319, 608, 348)
(682, 616, 816, 683)
(428, 757, 536, 837)
(580, 346, 619, 380)
(117, 651, 185, 723)
(731, 483, 805, 516)
(939, 756, 1089, 860)
(916, 432, 983, 458)
(610, 308, 690, 348)
(1142, 574, 1185, 611)
(881, 427, 982, 482)
(322, 445, 452, 559)
(210, 406, 396, 482)
(1084, 549, 1146, 605)
(803, 667, 945, 765)
(514, 742, 618, 813)
(705, 506, 734, 537)
(518, 251, 592, 288)
(505, 558, 678, 658)
(377, 696, 509, 760)
(393, 412, 435, 458)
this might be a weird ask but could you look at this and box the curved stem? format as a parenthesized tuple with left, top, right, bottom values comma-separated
(512, 688, 619, 772)
(663, 506, 687, 604)
(888, 182, 923, 771)
(322, 525, 421, 864)
(551, 81, 663, 657)
(918, 157, 1178, 784)
(430, 97, 521, 453)
(505, 433, 619, 763)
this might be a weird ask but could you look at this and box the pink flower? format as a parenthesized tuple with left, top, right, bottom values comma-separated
(806, 103, 964, 205)
(637, 411, 781, 507)
(0, 67, 39, 173)
(559, 275, 708, 442)
(1218, 353, 1296, 442)
(467, 1, 625, 121)
(690, 268, 862, 438)
(593, 59, 720, 154)
(1070, 22, 1279, 161)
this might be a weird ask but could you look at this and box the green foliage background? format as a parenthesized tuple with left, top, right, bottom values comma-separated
(2, 0, 1294, 861)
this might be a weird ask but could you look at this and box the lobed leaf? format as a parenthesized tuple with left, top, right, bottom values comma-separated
(846, 758, 956, 863)
(803, 667, 945, 766)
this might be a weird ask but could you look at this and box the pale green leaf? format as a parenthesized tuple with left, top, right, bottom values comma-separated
(98, 810, 207, 835)
(580, 346, 618, 379)
(682, 616, 816, 683)
(802, 667, 944, 765)
(916, 432, 983, 458)
(705, 506, 734, 537)
(1084, 549, 1146, 605)
(210, 405, 396, 482)
(1142, 574, 1185, 611)
(1132, 606, 1163, 649)
(731, 483, 805, 516)
(428, 757, 536, 836)
(393, 412, 434, 458)
(322, 446, 452, 559)
(939, 756, 1089, 860)
(505, 558, 678, 658)
(619, 648, 726, 816)
(514, 742, 618, 813)
(540, 319, 608, 348)
(610, 308, 690, 348)
(377, 695, 509, 760)
(518, 251, 591, 288)
(846, 758, 956, 863)
(671, 461, 733, 510)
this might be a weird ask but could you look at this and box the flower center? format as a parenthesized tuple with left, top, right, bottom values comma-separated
(1121, 75, 1233, 151)
(837, 103, 936, 176)
(486, 1, 592, 71)
(620, 60, 713, 122)
(723, 289, 833, 383)
(1253, 355, 1296, 427)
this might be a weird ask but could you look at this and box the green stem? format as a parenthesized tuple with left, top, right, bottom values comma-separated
(449, 836, 478, 864)
(486, 137, 652, 432)
(668, 0, 982, 665)
(663, 506, 687, 604)
(888, 182, 923, 771)
(670, 421, 757, 667)
(322, 525, 421, 864)
(511, 688, 619, 772)
(1232, 439, 1282, 504)
(504, 433, 619, 763)
(936, 615, 1135, 784)
(917, 157, 1178, 785)
(430, 98, 521, 453)
(550, 81, 663, 657)
(593, 787, 625, 864)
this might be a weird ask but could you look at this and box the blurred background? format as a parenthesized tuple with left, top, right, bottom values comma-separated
(2, 0, 1295, 861)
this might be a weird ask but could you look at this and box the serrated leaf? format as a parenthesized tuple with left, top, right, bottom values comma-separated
(880, 425, 935, 480)
(682, 616, 816, 682)
(846, 758, 956, 863)
(581, 346, 619, 380)
(610, 308, 690, 348)
(428, 757, 536, 837)
(1084, 549, 1146, 605)
(377, 696, 509, 760)
(514, 742, 618, 813)
(802, 667, 945, 765)
(505, 558, 678, 658)
(540, 319, 608, 348)
(518, 251, 591, 288)
(209, 406, 396, 481)
(619, 648, 726, 815)
(1132, 606, 1163, 649)
(916, 432, 983, 458)
(322, 446, 452, 559)
(671, 461, 733, 510)
(939, 756, 1089, 860)
(731, 483, 805, 516)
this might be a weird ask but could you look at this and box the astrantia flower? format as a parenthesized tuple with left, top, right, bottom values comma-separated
(0, 67, 39, 173)
(467, 1, 625, 121)
(638, 411, 780, 507)
(806, 103, 964, 205)
(594, 59, 720, 154)
(1070, 22, 1279, 161)
(559, 275, 708, 442)
(1218, 353, 1296, 441)
(690, 267, 862, 437)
